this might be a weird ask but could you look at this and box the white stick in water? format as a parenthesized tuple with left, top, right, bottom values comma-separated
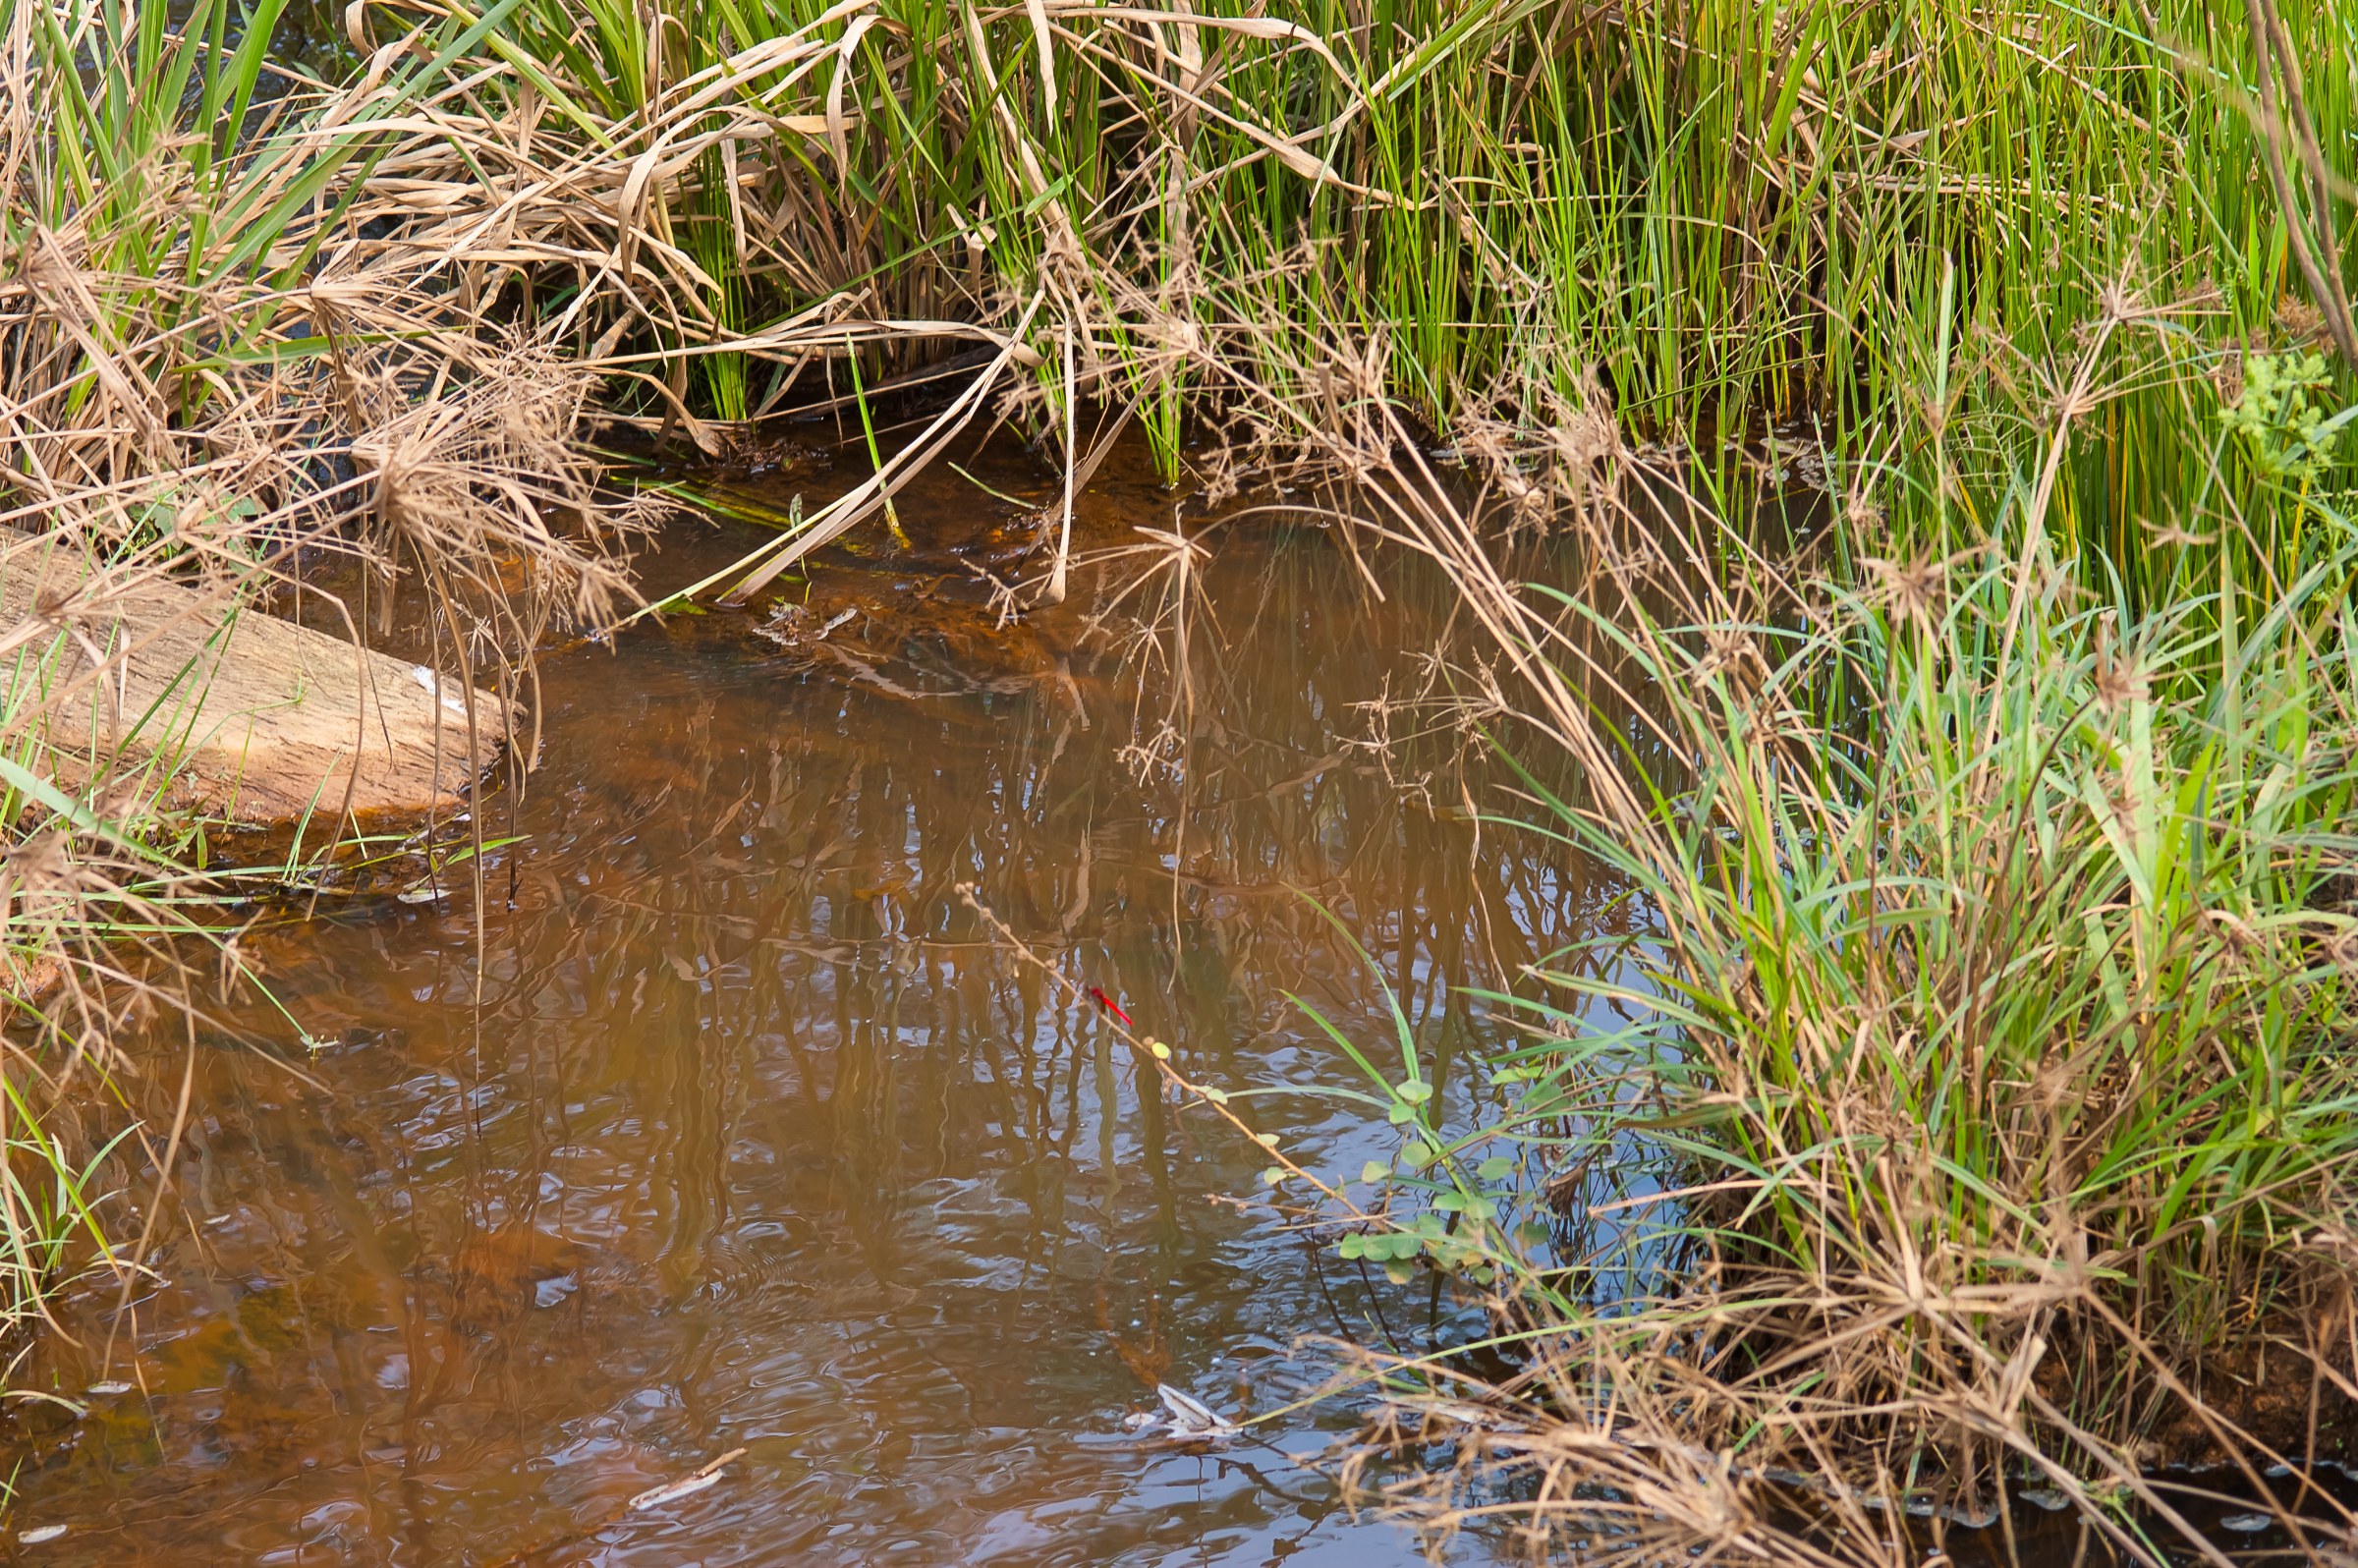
(628, 1447, 749, 1513)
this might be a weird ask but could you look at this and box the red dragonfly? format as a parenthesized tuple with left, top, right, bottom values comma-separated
(1086, 986, 1134, 1027)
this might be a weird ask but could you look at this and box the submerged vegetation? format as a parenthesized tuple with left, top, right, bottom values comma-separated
(3, 0, 2358, 1557)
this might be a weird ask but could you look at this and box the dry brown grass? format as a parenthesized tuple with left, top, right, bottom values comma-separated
(0, 0, 665, 1334)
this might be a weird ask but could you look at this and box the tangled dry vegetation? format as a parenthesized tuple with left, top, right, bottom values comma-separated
(0, 0, 662, 1334)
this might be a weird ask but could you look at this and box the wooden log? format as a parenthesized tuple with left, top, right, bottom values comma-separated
(0, 530, 509, 828)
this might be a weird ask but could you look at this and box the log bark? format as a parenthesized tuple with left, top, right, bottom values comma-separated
(0, 530, 509, 827)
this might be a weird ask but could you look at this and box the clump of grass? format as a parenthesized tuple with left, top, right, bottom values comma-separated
(1225, 359, 2358, 1557)
(0, 591, 221, 1344)
(2, 0, 651, 637)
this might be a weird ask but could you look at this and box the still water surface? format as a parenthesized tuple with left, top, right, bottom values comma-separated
(4, 453, 1615, 1564)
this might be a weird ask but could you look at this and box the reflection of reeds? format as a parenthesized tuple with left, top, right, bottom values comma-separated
(11, 537, 1614, 1549)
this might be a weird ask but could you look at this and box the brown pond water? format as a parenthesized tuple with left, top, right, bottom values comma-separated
(0, 437, 2336, 1565)
(0, 445, 1622, 1564)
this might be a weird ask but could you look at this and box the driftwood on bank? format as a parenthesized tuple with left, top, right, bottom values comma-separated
(0, 530, 509, 827)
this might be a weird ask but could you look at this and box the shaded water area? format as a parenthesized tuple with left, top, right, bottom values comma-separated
(0, 447, 1620, 1564)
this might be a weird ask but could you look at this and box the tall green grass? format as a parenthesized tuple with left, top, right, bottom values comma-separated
(425, 0, 2351, 518)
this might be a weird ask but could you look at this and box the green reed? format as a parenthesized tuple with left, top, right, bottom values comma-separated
(443, 0, 2351, 548)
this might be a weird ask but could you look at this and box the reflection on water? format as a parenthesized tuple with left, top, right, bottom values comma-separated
(1, 453, 1622, 1564)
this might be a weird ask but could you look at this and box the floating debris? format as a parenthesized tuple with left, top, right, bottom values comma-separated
(1154, 1383, 1238, 1441)
(84, 1381, 134, 1397)
(628, 1448, 748, 1513)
